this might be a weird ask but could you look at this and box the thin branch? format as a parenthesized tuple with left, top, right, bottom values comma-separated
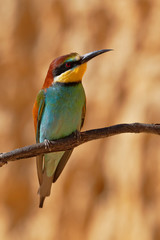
(0, 123, 160, 167)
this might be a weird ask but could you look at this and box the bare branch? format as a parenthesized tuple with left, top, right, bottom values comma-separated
(0, 123, 160, 166)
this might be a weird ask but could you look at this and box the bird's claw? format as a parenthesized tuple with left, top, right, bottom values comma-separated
(73, 130, 81, 140)
(44, 139, 51, 151)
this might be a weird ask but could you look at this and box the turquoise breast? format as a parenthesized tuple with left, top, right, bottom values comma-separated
(39, 82, 85, 142)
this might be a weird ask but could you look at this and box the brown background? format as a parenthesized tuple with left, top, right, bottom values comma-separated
(0, 0, 160, 239)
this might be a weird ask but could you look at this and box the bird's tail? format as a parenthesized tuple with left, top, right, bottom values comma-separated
(38, 171, 53, 208)
(39, 196, 45, 208)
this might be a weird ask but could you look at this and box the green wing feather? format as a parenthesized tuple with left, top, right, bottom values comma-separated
(35, 90, 45, 185)
(36, 90, 45, 143)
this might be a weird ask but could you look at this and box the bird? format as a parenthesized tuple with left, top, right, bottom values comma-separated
(33, 49, 112, 208)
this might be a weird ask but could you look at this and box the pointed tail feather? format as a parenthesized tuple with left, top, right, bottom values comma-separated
(53, 149, 73, 183)
(36, 155, 43, 185)
(38, 171, 53, 208)
(39, 196, 45, 208)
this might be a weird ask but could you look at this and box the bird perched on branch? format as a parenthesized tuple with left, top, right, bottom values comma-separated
(33, 49, 112, 208)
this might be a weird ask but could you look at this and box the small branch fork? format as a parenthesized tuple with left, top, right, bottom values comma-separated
(0, 123, 160, 167)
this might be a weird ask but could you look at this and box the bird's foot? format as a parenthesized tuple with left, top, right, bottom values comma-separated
(44, 139, 52, 151)
(73, 130, 81, 140)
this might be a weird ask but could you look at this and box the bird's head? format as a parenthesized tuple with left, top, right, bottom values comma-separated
(43, 49, 112, 88)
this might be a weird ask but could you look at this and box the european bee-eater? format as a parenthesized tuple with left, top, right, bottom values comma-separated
(33, 49, 112, 208)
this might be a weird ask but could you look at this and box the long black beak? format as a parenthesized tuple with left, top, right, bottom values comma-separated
(81, 49, 113, 64)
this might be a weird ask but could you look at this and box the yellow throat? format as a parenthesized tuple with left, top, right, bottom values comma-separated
(54, 63, 87, 83)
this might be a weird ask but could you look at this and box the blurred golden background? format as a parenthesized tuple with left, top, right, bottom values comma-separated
(0, 0, 160, 239)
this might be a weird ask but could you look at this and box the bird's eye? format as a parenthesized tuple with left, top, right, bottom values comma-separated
(65, 62, 71, 68)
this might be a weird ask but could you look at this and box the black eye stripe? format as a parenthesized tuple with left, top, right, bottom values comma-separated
(53, 60, 81, 77)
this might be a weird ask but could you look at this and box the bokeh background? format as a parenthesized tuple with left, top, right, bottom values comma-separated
(0, 0, 160, 239)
